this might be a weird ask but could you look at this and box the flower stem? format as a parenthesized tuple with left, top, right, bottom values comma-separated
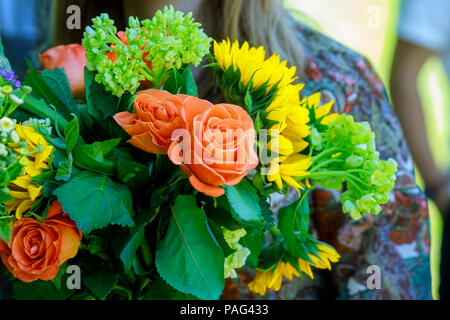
(113, 285, 133, 300)
(140, 68, 155, 83)
(140, 241, 152, 266)
(311, 147, 340, 164)
(310, 159, 344, 173)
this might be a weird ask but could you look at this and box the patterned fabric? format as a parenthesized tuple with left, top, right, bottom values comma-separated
(222, 23, 432, 300)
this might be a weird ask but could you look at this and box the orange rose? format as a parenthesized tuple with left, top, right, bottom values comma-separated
(168, 97, 259, 197)
(0, 201, 82, 283)
(39, 44, 87, 99)
(114, 89, 187, 154)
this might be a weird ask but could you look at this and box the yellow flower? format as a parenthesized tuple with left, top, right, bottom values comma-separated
(264, 82, 313, 193)
(282, 106, 311, 143)
(248, 244, 341, 295)
(298, 244, 341, 279)
(266, 84, 309, 134)
(248, 261, 300, 296)
(248, 269, 272, 296)
(214, 39, 297, 90)
(267, 154, 312, 194)
(266, 131, 294, 156)
(4, 125, 53, 219)
(303, 92, 338, 125)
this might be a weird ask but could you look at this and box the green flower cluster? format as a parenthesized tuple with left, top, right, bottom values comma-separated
(308, 114, 398, 219)
(141, 6, 212, 72)
(82, 6, 211, 97)
(83, 14, 148, 97)
(222, 227, 250, 278)
(22, 117, 53, 136)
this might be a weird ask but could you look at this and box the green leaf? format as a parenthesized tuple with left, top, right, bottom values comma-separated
(199, 194, 242, 231)
(55, 158, 73, 182)
(45, 136, 67, 150)
(259, 241, 283, 269)
(120, 208, 158, 272)
(244, 90, 253, 113)
(53, 171, 134, 233)
(155, 195, 224, 300)
(23, 60, 76, 121)
(12, 279, 72, 300)
(163, 68, 183, 94)
(64, 116, 80, 155)
(163, 66, 198, 96)
(85, 68, 120, 120)
(20, 95, 69, 132)
(182, 66, 198, 97)
(31, 170, 55, 186)
(116, 158, 149, 189)
(72, 138, 121, 175)
(207, 219, 235, 257)
(240, 232, 265, 268)
(144, 276, 199, 300)
(41, 68, 78, 115)
(223, 179, 263, 229)
(0, 188, 13, 203)
(0, 162, 23, 187)
(260, 195, 276, 229)
(278, 197, 311, 258)
(84, 268, 119, 300)
(0, 219, 13, 243)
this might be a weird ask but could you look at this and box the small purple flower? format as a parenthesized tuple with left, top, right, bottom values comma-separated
(0, 65, 21, 87)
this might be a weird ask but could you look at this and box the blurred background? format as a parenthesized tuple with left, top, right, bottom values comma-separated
(286, 0, 450, 299)
(1, 0, 449, 299)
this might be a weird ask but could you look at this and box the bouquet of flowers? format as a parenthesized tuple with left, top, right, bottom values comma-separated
(0, 6, 397, 300)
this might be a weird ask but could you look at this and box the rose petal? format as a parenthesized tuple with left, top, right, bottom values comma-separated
(189, 175, 225, 197)
(181, 96, 214, 130)
(128, 132, 166, 154)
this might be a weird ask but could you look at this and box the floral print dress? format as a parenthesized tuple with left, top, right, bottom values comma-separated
(222, 23, 432, 300)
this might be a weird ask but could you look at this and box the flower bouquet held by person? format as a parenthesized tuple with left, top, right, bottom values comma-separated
(0, 7, 397, 300)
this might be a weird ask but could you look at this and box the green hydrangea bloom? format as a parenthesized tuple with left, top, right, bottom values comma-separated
(82, 6, 211, 97)
(223, 227, 250, 279)
(141, 6, 212, 72)
(308, 114, 398, 220)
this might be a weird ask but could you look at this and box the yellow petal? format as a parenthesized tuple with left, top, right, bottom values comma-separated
(8, 190, 30, 200)
(28, 184, 42, 201)
(298, 259, 315, 279)
(15, 199, 34, 219)
(315, 100, 335, 119)
(10, 175, 32, 189)
(321, 113, 339, 125)
(304, 92, 321, 109)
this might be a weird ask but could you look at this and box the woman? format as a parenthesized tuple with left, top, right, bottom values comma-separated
(51, 0, 432, 299)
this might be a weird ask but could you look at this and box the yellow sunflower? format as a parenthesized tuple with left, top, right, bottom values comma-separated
(248, 244, 340, 295)
(303, 92, 338, 125)
(248, 261, 300, 296)
(267, 154, 312, 194)
(4, 124, 53, 219)
(214, 39, 297, 90)
(264, 85, 312, 193)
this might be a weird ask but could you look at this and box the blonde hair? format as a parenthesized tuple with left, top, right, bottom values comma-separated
(53, 0, 305, 73)
(200, 0, 305, 73)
